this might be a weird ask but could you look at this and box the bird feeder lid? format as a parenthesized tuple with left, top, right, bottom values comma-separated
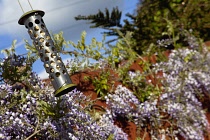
(18, 10, 45, 25)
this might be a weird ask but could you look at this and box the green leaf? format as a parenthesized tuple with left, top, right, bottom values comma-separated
(37, 100, 55, 116)
(112, 47, 119, 56)
(1, 49, 10, 56)
(10, 40, 17, 53)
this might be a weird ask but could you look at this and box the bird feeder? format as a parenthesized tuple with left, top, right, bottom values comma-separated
(18, 10, 76, 97)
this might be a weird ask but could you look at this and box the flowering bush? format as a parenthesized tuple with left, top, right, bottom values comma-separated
(0, 79, 128, 139)
(0, 26, 210, 140)
(155, 47, 210, 139)
(100, 29, 210, 139)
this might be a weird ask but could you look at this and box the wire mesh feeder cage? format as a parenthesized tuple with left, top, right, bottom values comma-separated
(18, 10, 76, 97)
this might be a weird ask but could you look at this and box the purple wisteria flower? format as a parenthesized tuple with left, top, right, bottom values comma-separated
(155, 47, 210, 139)
(0, 74, 128, 139)
(106, 56, 210, 139)
(106, 85, 159, 130)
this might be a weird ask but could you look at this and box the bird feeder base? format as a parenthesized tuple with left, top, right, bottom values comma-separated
(54, 83, 77, 97)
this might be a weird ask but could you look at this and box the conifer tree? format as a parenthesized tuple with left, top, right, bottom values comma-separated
(75, 7, 122, 28)
(75, 0, 210, 54)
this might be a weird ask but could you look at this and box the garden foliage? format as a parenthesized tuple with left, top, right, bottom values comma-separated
(75, 0, 210, 54)
(0, 24, 209, 139)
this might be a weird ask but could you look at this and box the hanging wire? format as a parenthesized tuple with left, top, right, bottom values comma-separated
(17, 0, 25, 13)
(28, 0, 33, 10)
(17, 0, 33, 13)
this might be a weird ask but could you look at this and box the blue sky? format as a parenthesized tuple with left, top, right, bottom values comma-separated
(0, 0, 139, 79)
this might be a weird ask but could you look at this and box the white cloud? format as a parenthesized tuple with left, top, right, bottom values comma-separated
(38, 69, 49, 79)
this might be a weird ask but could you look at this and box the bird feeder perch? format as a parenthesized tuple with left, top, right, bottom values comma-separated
(18, 10, 76, 97)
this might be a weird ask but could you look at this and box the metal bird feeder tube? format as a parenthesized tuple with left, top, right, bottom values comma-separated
(18, 10, 76, 97)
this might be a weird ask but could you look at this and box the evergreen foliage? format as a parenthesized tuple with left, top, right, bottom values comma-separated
(75, 0, 210, 54)
(75, 7, 122, 28)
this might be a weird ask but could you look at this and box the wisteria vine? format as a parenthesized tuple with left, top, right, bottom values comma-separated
(0, 28, 210, 140)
